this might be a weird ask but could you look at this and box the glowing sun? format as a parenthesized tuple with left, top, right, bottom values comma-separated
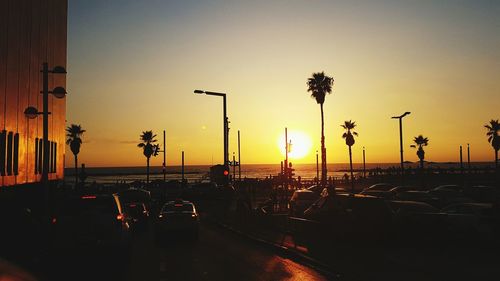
(277, 131, 312, 159)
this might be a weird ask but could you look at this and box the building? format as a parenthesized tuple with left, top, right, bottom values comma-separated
(0, 0, 67, 187)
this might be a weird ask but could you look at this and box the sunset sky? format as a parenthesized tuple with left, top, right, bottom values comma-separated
(66, 0, 499, 167)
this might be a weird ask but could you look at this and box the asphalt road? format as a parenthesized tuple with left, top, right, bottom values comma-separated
(37, 220, 327, 281)
(126, 222, 328, 281)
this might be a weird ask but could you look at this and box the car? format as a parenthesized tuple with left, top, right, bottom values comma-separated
(52, 193, 132, 250)
(359, 189, 394, 200)
(126, 202, 149, 231)
(288, 189, 319, 217)
(362, 183, 395, 192)
(116, 188, 152, 212)
(432, 184, 462, 192)
(394, 191, 441, 207)
(442, 202, 496, 239)
(155, 199, 200, 241)
(389, 185, 419, 193)
(463, 185, 500, 203)
(303, 192, 393, 240)
(388, 200, 447, 240)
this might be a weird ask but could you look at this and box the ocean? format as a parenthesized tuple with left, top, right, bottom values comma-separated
(63, 162, 494, 184)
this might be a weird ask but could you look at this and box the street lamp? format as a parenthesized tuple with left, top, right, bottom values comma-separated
(392, 111, 411, 183)
(24, 63, 67, 185)
(194, 89, 229, 167)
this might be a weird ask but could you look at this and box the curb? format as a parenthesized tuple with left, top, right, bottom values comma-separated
(209, 219, 343, 280)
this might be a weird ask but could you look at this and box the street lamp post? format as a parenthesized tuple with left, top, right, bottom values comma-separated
(24, 62, 67, 219)
(392, 112, 411, 184)
(194, 90, 229, 184)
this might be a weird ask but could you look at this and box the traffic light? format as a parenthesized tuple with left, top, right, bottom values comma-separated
(153, 144, 160, 156)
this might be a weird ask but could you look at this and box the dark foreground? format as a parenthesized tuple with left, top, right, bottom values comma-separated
(2, 220, 328, 281)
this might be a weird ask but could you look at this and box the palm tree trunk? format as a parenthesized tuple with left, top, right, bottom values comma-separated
(496, 149, 498, 169)
(146, 157, 150, 185)
(75, 154, 78, 189)
(320, 103, 327, 187)
(349, 145, 354, 195)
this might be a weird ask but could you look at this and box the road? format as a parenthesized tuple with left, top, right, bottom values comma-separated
(126, 222, 328, 281)
(41, 221, 328, 281)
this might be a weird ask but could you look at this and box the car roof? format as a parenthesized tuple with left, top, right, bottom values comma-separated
(295, 189, 314, 193)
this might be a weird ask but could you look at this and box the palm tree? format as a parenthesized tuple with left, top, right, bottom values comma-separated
(307, 71, 334, 187)
(341, 120, 358, 195)
(411, 135, 429, 170)
(138, 131, 160, 184)
(66, 124, 85, 188)
(485, 119, 500, 169)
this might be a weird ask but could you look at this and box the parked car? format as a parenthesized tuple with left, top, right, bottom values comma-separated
(304, 192, 393, 240)
(428, 186, 474, 208)
(432, 184, 462, 192)
(359, 189, 394, 200)
(463, 185, 500, 203)
(362, 183, 395, 192)
(394, 191, 441, 208)
(389, 185, 419, 193)
(288, 189, 319, 217)
(388, 200, 447, 239)
(155, 199, 200, 241)
(442, 202, 496, 240)
(52, 193, 132, 251)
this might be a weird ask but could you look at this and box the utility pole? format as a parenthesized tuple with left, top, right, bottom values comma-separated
(316, 150, 319, 185)
(163, 130, 166, 182)
(467, 143, 471, 172)
(363, 146, 366, 178)
(238, 130, 241, 181)
(181, 151, 185, 184)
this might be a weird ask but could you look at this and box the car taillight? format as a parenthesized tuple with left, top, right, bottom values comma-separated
(51, 217, 57, 224)
(116, 214, 124, 221)
(191, 214, 197, 218)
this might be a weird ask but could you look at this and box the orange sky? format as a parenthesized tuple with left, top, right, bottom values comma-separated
(65, 0, 500, 167)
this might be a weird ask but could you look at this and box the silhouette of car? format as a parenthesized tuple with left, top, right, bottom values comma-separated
(288, 189, 320, 217)
(362, 183, 395, 192)
(155, 199, 199, 241)
(463, 185, 500, 203)
(126, 202, 150, 231)
(389, 185, 419, 193)
(52, 193, 132, 251)
(394, 190, 441, 207)
(303, 192, 393, 240)
(442, 202, 496, 239)
(359, 189, 394, 200)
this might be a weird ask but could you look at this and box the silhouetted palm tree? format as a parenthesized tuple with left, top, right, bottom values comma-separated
(411, 135, 429, 170)
(341, 120, 358, 195)
(485, 119, 500, 169)
(66, 124, 85, 188)
(307, 71, 334, 187)
(138, 131, 160, 184)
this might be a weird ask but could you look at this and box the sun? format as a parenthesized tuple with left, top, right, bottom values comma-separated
(277, 131, 313, 159)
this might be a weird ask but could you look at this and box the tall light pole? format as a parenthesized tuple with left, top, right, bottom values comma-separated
(163, 130, 166, 181)
(467, 143, 471, 172)
(24, 63, 67, 218)
(363, 146, 366, 178)
(316, 150, 319, 184)
(391, 112, 411, 183)
(194, 90, 229, 167)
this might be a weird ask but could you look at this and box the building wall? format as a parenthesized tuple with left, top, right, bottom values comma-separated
(0, 0, 67, 187)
